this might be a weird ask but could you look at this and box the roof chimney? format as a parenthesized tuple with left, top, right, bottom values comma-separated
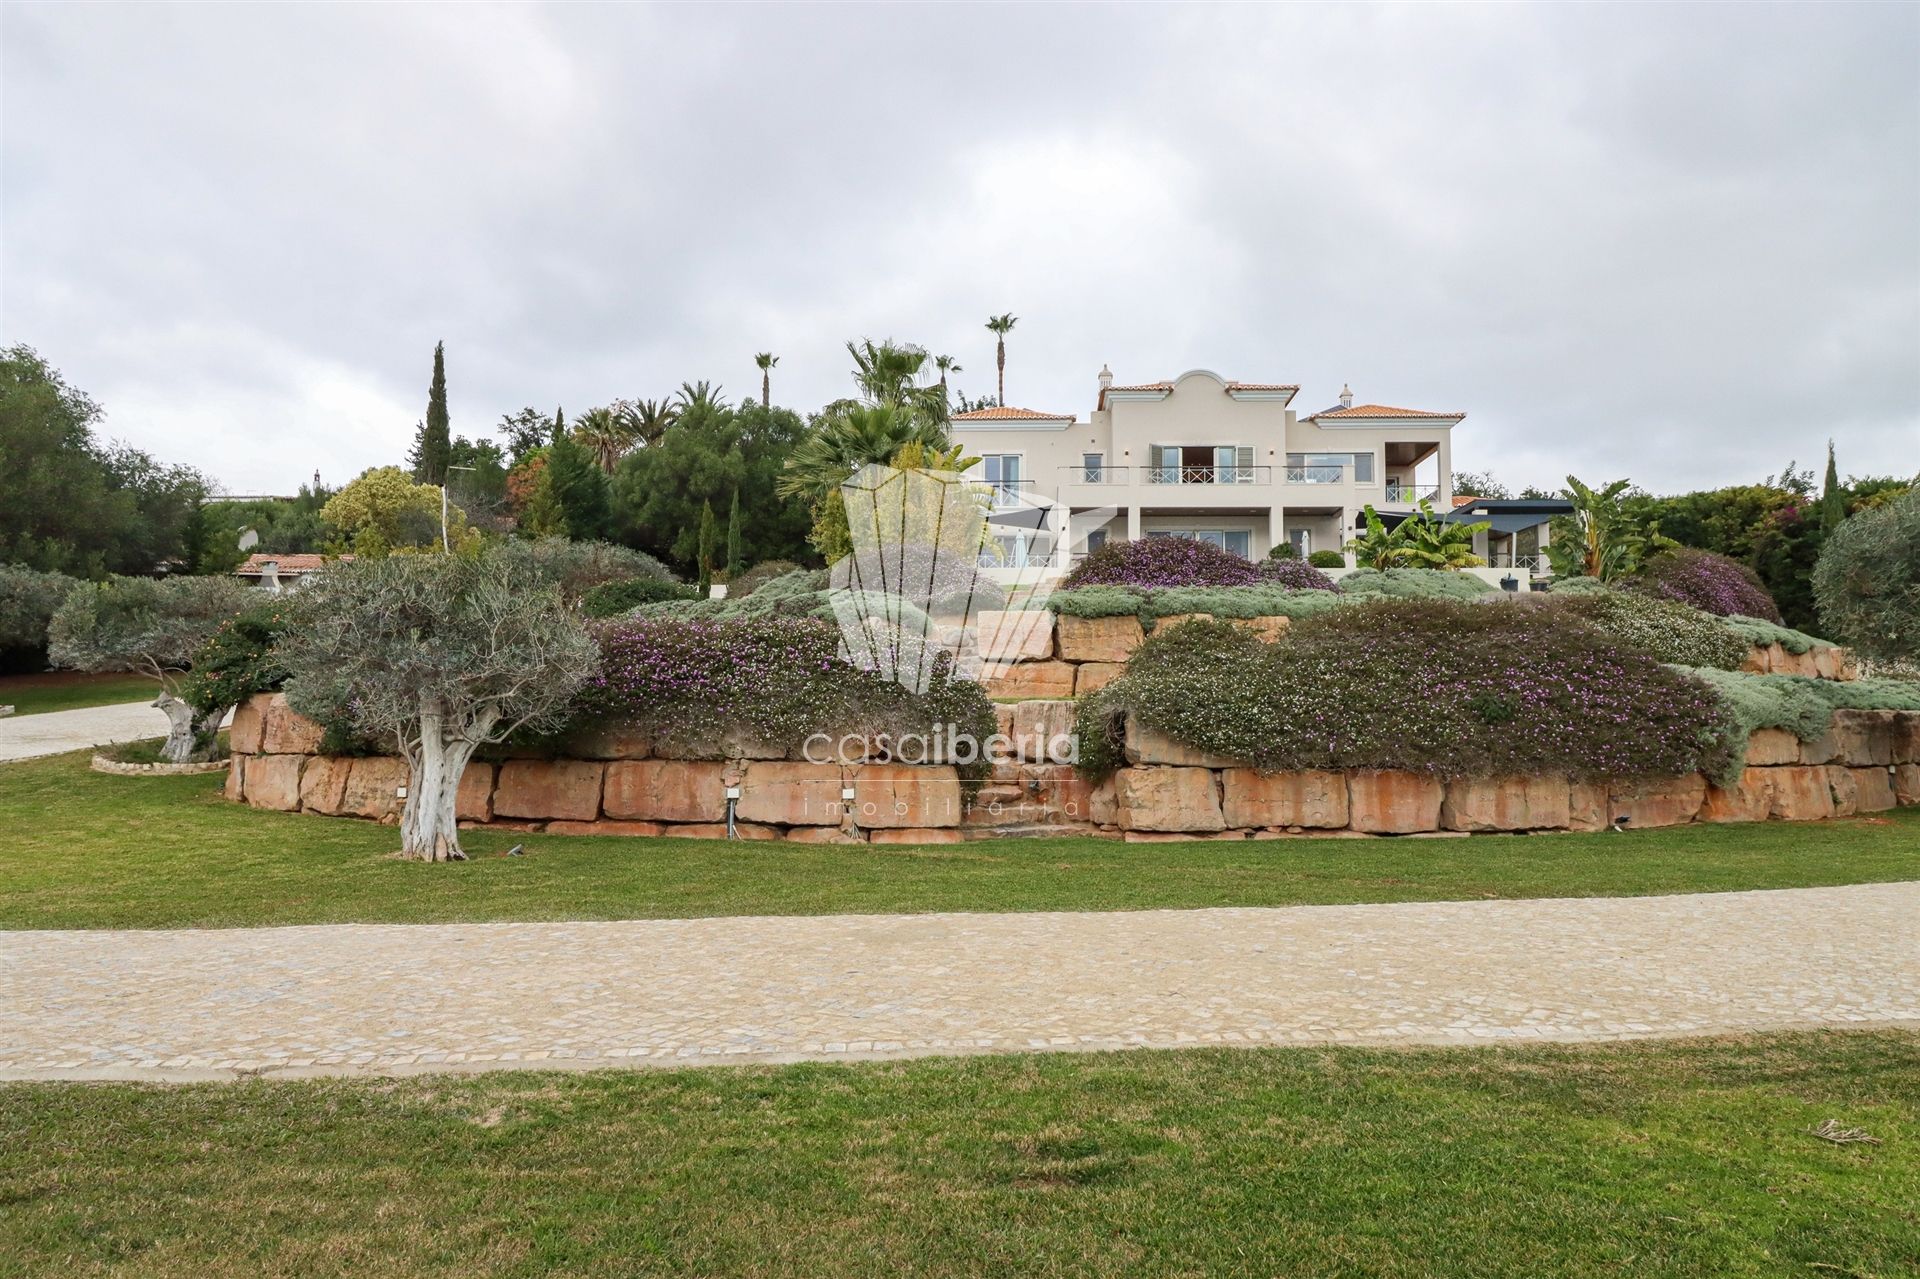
(1097, 364, 1113, 391)
(1338, 383, 1353, 409)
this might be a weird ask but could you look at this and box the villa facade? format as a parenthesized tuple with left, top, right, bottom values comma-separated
(951, 366, 1479, 572)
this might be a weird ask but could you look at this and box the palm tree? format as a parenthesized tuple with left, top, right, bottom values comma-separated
(933, 354, 961, 392)
(754, 353, 778, 408)
(619, 398, 678, 447)
(985, 313, 1017, 404)
(777, 405, 954, 504)
(845, 339, 947, 423)
(571, 406, 637, 475)
(674, 380, 728, 417)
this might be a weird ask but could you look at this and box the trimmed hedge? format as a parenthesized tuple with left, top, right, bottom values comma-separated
(1077, 602, 1737, 783)
(1307, 550, 1348, 569)
(0, 564, 80, 670)
(1338, 568, 1493, 599)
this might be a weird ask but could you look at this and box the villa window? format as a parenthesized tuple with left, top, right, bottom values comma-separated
(1081, 452, 1105, 483)
(981, 454, 1022, 506)
(1148, 528, 1253, 559)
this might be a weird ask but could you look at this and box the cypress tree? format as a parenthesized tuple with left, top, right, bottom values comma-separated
(1820, 440, 1844, 533)
(725, 490, 743, 578)
(545, 432, 610, 541)
(697, 500, 717, 593)
(410, 342, 452, 485)
(552, 405, 567, 447)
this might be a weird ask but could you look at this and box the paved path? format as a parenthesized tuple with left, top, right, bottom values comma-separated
(4, 882, 1916, 1083)
(0, 700, 167, 762)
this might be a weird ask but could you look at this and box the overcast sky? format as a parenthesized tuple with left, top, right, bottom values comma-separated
(3, 3, 1916, 496)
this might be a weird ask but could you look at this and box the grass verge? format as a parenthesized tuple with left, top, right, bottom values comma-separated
(0, 672, 155, 717)
(2, 751, 1915, 930)
(1, 1032, 1915, 1277)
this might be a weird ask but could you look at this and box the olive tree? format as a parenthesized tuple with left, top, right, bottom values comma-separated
(278, 546, 597, 861)
(0, 564, 81, 667)
(47, 574, 256, 760)
(1814, 485, 1919, 663)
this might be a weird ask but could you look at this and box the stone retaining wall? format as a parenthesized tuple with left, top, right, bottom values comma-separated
(976, 610, 1855, 698)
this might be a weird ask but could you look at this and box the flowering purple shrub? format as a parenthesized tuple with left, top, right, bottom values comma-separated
(1076, 600, 1737, 781)
(1062, 538, 1264, 589)
(571, 616, 995, 770)
(1631, 547, 1781, 621)
(1256, 558, 1339, 591)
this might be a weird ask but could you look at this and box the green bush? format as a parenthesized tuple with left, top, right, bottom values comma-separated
(1047, 587, 1148, 619)
(1266, 543, 1297, 560)
(1542, 590, 1750, 670)
(1046, 585, 1350, 623)
(513, 538, 677, 601)
(728, 560, 807, 598)
(581, 577, 701, 618)
(1307, 550, 1347, 569)
(1720, 614, 1834, 655)
(1338, 568, 1493, 599)
(1077, 602, 1736, 784)
(180, 600, 292, 716)
(0, 564, 81, 670)
(1543, 576, 1609, 597)
(1813, 487, 1919, 662)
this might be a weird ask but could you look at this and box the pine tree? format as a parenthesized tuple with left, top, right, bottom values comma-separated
(697, 499, 717, 593)
(1820, 440, 1845, 533)
(544, 432, 610, 541)
(410, 342, 452, 485)
(725, 490, 743, 579)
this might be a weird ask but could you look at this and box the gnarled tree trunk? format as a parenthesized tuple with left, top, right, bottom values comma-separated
(397, 701, 500, 861)
(154, 691, 199, 764)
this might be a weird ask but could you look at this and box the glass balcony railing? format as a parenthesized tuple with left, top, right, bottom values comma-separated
(1284, 464, 1345, 484)
(1383, 482, 1440, 503)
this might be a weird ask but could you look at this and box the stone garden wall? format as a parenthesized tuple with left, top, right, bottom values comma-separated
(974, 609, 1855, 699)
(227, 690, 1916, 842)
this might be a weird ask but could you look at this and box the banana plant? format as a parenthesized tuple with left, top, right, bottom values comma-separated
(1398, 498, 1488, 569)
(1545, 475, 1644, 581)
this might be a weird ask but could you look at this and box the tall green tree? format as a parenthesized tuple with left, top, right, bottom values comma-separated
(696, 500, 717, 593)
(754, 353, 778, 408)
(544, 432, 612, 541)
(1820, 441, 1845, 533)
(571, 406, 636, 475)
(725, 490, 743, 578)
(933, 354, 961, 393)
(619, 398, 677, 447)
(985, 312, 1018, 404)
(409, 341, 452, 485)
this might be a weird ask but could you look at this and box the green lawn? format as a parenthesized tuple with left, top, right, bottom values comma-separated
(2, 751, 1916, 930)
(2, 1032, 1914, 1277)
(0, 671, 155, 716)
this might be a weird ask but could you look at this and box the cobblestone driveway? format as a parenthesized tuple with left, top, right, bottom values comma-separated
(4, 882, 1915, 1082)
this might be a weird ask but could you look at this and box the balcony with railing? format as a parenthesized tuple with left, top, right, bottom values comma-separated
(1284, 463, 1346, 485)
(1058, 464, 1131, 485)
(1144, 464, 1272, 486)
(981, 478, 1035, 509)
(1382, 481, 1441, 504)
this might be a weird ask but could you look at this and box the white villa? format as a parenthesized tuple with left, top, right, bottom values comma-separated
(950, 366, 1557, 585)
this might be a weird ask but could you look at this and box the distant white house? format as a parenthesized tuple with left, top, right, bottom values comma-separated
(234, 553, 347, 592)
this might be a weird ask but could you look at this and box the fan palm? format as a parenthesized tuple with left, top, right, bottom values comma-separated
(754, 353, 778, 408)
(985, 313, 1017, 404)
(845, 339, 947, 423)
(777, 405, 954, 503)
(571, 406, 637, 475)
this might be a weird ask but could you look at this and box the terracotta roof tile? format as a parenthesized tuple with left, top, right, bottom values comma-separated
(1313, 404, 1464, 420)
(236, 553, 347, 574)
(951, 406, 1076, 421)
(1225, 381, 1300, 392)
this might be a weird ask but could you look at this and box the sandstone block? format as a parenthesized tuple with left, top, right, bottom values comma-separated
(853, 763, 963, 829)
(1825, 765, 1859, 818)
(1123, 829, 1248, 843)
(1105, 766, 1225, 832)
(223, 754, 246, 802)
(1347, 771, 1443, 834)
(1123, 718, 1237, 768)
(1023, 763, 1095, 821)
(244, 753, 304, 811)
(1737, 646, 1770, 675)
(1744, 728, 1802, 767)
(1893, 712, 1920, 764)
(546, 819, 665, 837)
(297, 755, 354, 815)
(737, 760, 846, 826)
(1811, 646, 1841, 680)
(1700, 769, 1774, 823)
(648, 722, 787, 761)
(1766, 766, 1834, 822)
(602, 759, 723, 823)
(1236, 615, 1292, 642)
(1606, 775, 1706, 828)
(1223, 769, 1348, 829)
(228, 694, 273, 754)
(341, 756, 409, 819)
(1075, 662, 1126, 696)
(1831, 710, 1895, 767)
(981, 660, 1076, 701)
(1892, 763, 1920, 806)
(1798, 729, 1839, 766)
(457, 761, 495, 823)
(1850, 767, 1896, 813)
(1440, 775, 1570, 832)
(563, 723, 654, 760)
(869, 827, 966, 845)
(1010, 700, 1077, 763)
(260, 694, 326, 755)
(784, 825, 868, 844)
(1151, 612, 1212, 630)
(1055, 614, 1143, 663)
(662, 822, 782, 840)
(977, 610, 1055, 662)
(1568, 780, 1609, 832)
(495, 759, 605, 822)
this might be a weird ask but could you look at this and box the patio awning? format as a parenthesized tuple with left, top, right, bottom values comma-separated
(986, 506, 1053, 530)
(1446, 511, 1553, 536)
